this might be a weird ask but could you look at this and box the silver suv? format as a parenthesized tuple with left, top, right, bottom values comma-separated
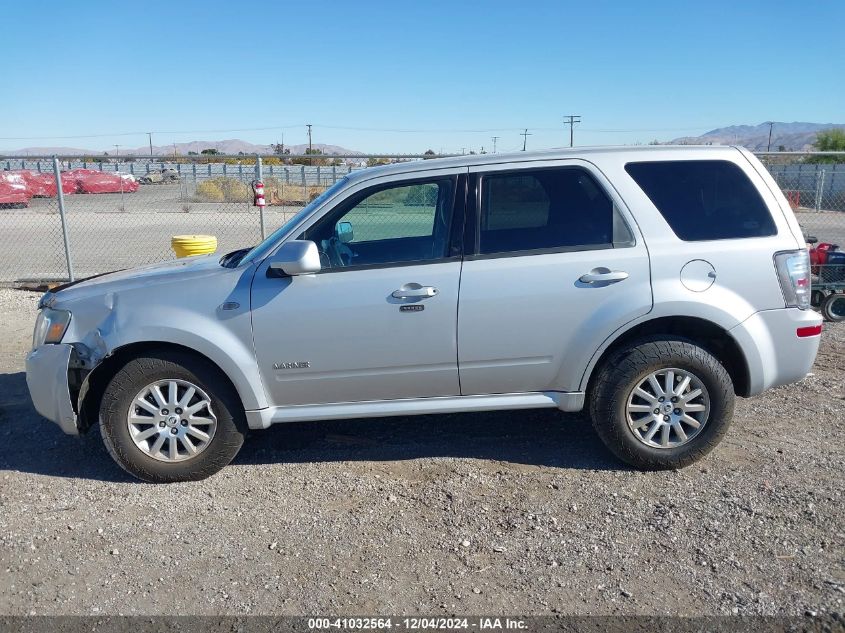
(26, 147, 822, 482)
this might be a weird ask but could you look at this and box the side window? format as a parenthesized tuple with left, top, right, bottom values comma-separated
(625, 160, 777, 241)
(478, 168, 630, 255)
(300, 178, 454, 270)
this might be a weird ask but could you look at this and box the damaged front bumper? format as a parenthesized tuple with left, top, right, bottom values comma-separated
(25, 344, 79, 435)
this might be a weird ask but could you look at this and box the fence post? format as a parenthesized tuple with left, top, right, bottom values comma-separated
(256, 156, 265, 239)
(816, 169, 826, 212)
(53, 156, 75, 282)
(301, 165, 307, 203)
(332, 165, 337, 184)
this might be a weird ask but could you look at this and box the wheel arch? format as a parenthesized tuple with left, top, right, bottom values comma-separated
(582, 316, 751, 398)
(75, 341, 247, 434)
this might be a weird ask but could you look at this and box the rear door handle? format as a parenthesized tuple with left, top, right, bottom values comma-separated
(392, 284, 439, 299)
(579, 269, 629, 284)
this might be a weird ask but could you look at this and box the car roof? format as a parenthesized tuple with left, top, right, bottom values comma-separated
(345, 145, 742, 183)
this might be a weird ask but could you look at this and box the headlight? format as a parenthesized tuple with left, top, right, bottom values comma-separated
(32, 308, 72, 349)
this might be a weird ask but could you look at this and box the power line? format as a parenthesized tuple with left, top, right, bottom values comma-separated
(0, 122, 734, 142)
(564, 115, 581, 147)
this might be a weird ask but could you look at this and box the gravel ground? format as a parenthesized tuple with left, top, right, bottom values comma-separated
(0, 287, 842, 616)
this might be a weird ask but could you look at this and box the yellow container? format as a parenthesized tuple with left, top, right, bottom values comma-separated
(171, 234, 218, 258)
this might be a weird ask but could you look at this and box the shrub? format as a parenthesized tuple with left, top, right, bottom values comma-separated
(195, 180, 224, 202)
(217, 177, 249, 201)
(195, 177, 249, 202)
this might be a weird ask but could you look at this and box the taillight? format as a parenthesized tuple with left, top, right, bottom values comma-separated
(774, 249, 811, 309)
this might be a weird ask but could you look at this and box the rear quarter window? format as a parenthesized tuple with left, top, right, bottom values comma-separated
(625, 160, 777, 241)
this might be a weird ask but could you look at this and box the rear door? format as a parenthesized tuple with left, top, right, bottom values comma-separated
(457, 159, 652, 395)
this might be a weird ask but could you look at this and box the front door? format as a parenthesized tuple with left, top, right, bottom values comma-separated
(251, 173, 464, 406)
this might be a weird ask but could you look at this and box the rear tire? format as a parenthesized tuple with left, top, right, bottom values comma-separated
(99, 349, 246, 483)
(589, 338, 734, 470)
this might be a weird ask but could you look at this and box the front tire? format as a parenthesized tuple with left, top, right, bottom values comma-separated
(99, 350, 246, 482)
(589, 338, 734, 470)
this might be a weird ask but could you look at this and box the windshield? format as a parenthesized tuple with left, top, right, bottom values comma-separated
(238, 177, 349, 266)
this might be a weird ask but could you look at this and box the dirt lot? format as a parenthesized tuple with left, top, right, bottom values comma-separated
(0, 287, 842, 616)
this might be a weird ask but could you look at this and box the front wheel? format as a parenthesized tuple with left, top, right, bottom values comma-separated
(99, 350, 247, 482)
(589, 338, 735, 470)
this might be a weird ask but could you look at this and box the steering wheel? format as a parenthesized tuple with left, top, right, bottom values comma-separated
(324, 237, 346, 268)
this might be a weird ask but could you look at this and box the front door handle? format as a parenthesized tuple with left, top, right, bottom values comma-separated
(392, 284, 439, 299)
(579, 268, 629, 284)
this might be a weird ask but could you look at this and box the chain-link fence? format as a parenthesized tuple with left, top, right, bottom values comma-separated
(0, 155, 364, 283)
(1, 152, 844, 288)
(757, 153, 845, 303)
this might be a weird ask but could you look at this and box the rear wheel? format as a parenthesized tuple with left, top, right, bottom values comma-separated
(821, 292, 845, 322)
(99, 350, 246, 482)
(589, 338, 734, 469)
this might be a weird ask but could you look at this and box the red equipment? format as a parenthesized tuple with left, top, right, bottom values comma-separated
(66, 169, 139, 194)
(15, 170, 76, 197)
(252, 180, 266, 207)
(808, 238, 839, 275)
(0, 172, 31, 207)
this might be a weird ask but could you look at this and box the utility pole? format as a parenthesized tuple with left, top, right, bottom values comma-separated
(173, 143, 177, 158)
(147, 132, 153, 157)
(113, 145, 120, 160)
(491, 136, 499, 153)
(306, 124, 313, 165)
(460, 147, 466, 155)
(766, 121, 774, 152)
(520, 128, 532, 151)
(564, 115, 581, 147)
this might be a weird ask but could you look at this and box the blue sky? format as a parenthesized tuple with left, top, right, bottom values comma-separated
(1, 0, 843, 154)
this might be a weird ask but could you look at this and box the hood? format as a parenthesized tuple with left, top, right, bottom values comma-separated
(42, 255, 226, 308)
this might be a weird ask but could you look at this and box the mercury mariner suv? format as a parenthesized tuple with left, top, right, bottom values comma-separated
(26, 146, 822, 482)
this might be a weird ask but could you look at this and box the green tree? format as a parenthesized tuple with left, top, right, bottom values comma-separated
(291, 148, 327, 166)
(423, 149, 436, 159)
(200, 148, 219, 155)
(807, 129, 845, 163)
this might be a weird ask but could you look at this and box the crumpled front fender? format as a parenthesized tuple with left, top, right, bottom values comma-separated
(25, 344, 79, 435)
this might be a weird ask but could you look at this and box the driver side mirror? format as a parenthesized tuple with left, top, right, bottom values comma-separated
(268, 240, 321, 276)
(336, 221, 354, 244)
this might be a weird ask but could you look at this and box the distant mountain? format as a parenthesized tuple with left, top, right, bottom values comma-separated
(7, 145, 103, 156)
(5, 139, 363, 157)
(671, 122, 845, 151)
